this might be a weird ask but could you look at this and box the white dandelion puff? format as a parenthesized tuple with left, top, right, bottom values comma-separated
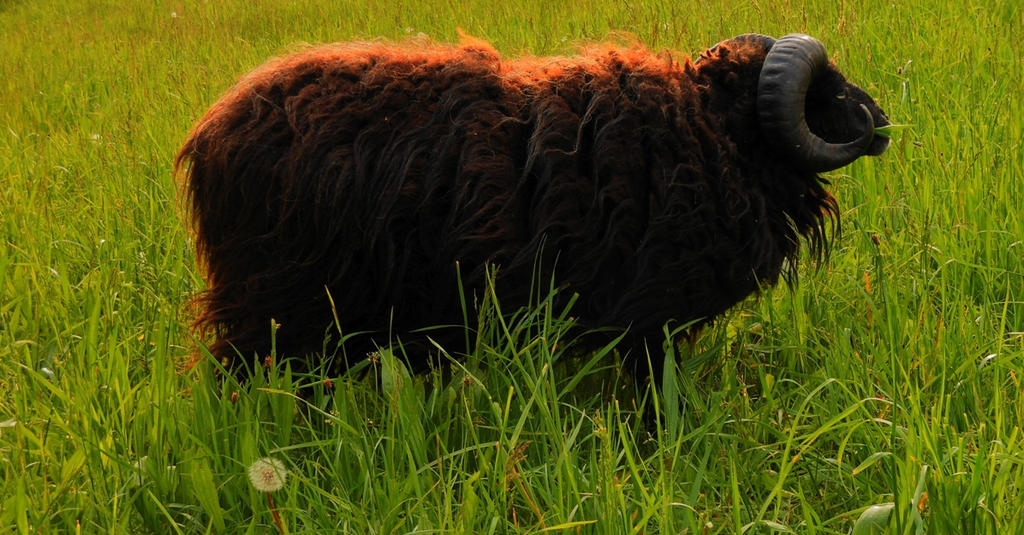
(248, 457, 287, 492)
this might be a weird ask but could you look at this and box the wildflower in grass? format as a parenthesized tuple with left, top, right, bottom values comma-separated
(248, 457, 287, 533)
(248, 457, 287, 492)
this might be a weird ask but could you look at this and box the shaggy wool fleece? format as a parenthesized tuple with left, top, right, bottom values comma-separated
(177, 35, 883, 379)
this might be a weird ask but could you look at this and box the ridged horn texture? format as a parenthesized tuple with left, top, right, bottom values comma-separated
(757, 34, 875, 172)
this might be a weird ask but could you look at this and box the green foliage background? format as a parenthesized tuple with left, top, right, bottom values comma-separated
(1, 0, 1021, 533)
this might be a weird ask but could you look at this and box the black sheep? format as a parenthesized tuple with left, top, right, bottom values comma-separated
(176, 33, 890, 380)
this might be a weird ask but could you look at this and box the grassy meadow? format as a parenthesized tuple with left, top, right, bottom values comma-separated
(1, 0, 1022, 532)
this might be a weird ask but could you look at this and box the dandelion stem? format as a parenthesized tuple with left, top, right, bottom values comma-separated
(267, 492, 285, 534)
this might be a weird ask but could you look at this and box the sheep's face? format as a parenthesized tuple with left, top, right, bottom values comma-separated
(805, 69, 891, 157)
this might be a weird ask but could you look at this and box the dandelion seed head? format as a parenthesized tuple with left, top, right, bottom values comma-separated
(248, 457, 287, 492)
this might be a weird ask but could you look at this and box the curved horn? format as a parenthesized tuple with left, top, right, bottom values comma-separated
(757, 34, 874, 172)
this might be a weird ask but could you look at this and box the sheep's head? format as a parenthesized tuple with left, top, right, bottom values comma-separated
(754, 34, 890, 171)
(801, 67, 891, 160)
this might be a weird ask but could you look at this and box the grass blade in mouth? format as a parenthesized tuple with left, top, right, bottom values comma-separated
(873, 124, 911, 138)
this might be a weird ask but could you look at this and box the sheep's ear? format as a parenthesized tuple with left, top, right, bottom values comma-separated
(696, 34, 776, 64)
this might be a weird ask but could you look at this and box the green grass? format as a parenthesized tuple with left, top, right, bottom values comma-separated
(1, 0, 1021, 532)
